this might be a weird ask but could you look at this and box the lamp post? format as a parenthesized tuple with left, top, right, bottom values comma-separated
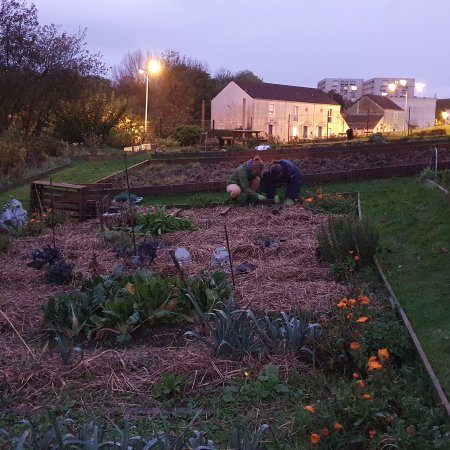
(139, 59, 162, 135)
(388, 79, 425, 134)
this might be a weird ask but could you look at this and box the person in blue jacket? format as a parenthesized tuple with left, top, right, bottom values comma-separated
(260, 160, 302, 206)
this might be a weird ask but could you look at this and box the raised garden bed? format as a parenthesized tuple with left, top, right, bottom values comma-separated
(1, 199, 448, 448)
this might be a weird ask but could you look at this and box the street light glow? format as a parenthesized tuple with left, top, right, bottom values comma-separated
(148, 59, 162, 75)
(415, 82, 425, 92)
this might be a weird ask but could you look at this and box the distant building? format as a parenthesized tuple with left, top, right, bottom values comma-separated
(343, 95, 405, 135)
(211, 81, 346, 142)
(317, 78, 364, 101)
(362, 77, 416, 98)
(390, 97, 437, 129)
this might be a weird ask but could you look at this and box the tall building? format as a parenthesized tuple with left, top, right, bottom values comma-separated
(317, 78, 364, 101)
(362, 78, 416, 98)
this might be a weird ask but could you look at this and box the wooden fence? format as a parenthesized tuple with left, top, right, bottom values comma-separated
(30, 181, 112, 222)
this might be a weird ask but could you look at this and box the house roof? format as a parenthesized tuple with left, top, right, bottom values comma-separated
(343, 113, 384, 129)
(235, 81, 339, 105)
(364, 94, 404, 111)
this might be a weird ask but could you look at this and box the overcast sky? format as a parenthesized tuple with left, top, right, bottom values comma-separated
(33, 0, 450, 98)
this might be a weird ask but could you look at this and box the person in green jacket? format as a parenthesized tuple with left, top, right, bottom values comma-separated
(226, 156, 266, 203)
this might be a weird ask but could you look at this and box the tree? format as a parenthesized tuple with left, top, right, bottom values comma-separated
(0, 0, 106, 134)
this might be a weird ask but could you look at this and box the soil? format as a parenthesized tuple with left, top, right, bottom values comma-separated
(0, 205, 348, 412)
(110, 147, 450, 188)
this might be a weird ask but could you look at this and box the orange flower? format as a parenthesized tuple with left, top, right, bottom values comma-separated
(346, 313, 353, 319)
(352, 372, 360, 379)
(356, 380, 365, 388)
(310, 433, 320, 444)
(369, 430, 377, 439)
(359, 295, 370, 305)
(320, 428, 329, 438)
(305, 197, 314, 203)
(354, 255, 360, 261)
(350, 342, 361, 351)
(348, 298, 357, 306)
(305, 405, 316, 414)
(363, 393, 372, 400)
(377, 348, 390, 361)
(356, 316, 369, 323)
(337, 300, 347, 309)
(334, 422, 344, 431)
(367, 356, 383, 371)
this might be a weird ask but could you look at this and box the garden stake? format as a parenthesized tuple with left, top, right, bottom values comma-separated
(224, 224, 236, 287)
(49, 176, 56, 248)
(123, 153, 137, 256)
(0, 310, 35, 359)
(169, 250, 209, 331)
(34, 183, 44, 216)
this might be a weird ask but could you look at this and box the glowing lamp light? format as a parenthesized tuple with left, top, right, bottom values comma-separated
(148, 59, 162, 75)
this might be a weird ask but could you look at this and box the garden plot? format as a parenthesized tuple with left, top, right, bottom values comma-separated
(109, 147, 450, 189)
(0, 205, 348, 412)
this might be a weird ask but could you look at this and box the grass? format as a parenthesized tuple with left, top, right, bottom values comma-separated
(0, 153, 149, 210)
(305, 177, 450, 395)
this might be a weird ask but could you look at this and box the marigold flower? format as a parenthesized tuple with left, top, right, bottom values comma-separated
(350, 342, 361, 351)
(367, 357, 383, 371)
(363, 393, 372, 400)
(352, 372, 360, 379)
(356, 380, 365, 388)
(369, 430, 377, 439)
(359, 295, 370, 305)
(334, 422, 344, 430)
(305, 197, 314, 203)
(356, 316, 369, 323)
(126, 282, 135, 295)
(377, 348, 390, 361)
(320, 428, 329, 438)
(305, 405, 316, 414)
(310, 433, 320, 444)
(346, 313, 353, 319)
(354, 255, 360, 261)
(348, 298, 357, 306)
(317, 194, 324, 200)
(337, 300, 347, 309)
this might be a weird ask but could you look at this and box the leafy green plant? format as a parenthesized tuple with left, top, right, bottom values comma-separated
(27, 246, 73, 285)
(153, 372, 185, 399)
(135, 208, 195, 235)
(170, 125, 203, 146)
(318, 216, 379, 268)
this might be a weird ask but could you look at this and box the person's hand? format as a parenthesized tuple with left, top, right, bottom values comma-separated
(283, 198, 294, 206)
(274, 195, 280, 204)
(256, 194, 267, 202)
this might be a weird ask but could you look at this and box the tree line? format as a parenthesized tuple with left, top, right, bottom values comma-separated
(0, 0, 262, 147)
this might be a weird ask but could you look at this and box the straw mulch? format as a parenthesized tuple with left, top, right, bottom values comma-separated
(0, 205, 347, 413)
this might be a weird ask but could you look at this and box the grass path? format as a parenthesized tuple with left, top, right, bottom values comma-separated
(0, 154, 149, 210)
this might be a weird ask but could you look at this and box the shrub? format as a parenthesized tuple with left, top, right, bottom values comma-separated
(154, 137, 180, 149)
(170, 125, 202, 146)
(318, 216, 379, 267)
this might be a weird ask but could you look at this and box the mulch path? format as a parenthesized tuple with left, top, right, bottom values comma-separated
(0, 205, 347, 412)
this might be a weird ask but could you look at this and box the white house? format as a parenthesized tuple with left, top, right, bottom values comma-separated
(211, 81, 345, 142)
(390, 97, 436, 129)
(343, 95, 405, 135)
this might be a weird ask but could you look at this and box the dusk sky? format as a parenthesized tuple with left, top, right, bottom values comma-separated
(34, 0, 450, 98)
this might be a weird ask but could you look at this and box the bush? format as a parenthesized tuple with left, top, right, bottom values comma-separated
(154, 137, 180, 149)
(170, 125, 202, 146)
(106, 128, 133, 148)
(318, 216, 379, 267)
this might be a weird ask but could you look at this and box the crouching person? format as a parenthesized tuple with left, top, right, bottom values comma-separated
(226, 156, 266, 203)
(261, 159, 302, 206)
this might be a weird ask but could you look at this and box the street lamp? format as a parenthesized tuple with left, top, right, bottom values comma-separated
(388, 80, 425, 134)
(139, 59, 162, 134)
(442, 111, 449, 125)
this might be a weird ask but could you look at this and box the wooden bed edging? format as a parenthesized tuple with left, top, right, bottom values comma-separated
(357, 194, 450, 418)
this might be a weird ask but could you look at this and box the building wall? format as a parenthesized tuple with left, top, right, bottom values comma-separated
(211, 82, 254, 130)
(363, 77, 415, 98)
(317, 78, 364, 101)
(390, 97, 436, 128)
(211, 82, 346, 141)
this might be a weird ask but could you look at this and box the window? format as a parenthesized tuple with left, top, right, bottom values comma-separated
(305, 107, 308, 112)
(327, 109, 332, 123)
(269, 103, 274, 114)
(293, 106, 298, 121)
